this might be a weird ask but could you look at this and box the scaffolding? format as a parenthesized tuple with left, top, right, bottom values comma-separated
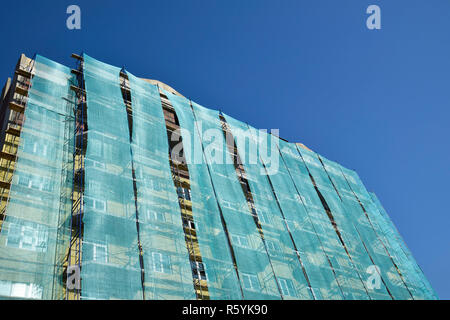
(0, 55, 75, 299)
(160, 94, 210, 299)
(0, 53, 438, 300)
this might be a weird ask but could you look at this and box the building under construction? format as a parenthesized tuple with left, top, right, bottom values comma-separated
(0, 53, 437, 300)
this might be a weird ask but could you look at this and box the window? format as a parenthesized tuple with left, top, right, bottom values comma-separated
(85, 158, 105, 170)
(18, 175, 30, 188)
(278, 277, 297, 297)
(184, 187, 191, 200)
(18, 174, 43, 190)
(266, 240, 279, 252)
(22, 226, 36, 249)
(10, 283, 26, 298)
(84, 196, 94, 209)
(6, 223, 21, 248)
(0, 281, 11, 297)
(144, 210, 165, 222)
(93, 160, 105, 169)
(6, 221, 48, 252)
(151, 252, 171, 274)
(242, 273, 260, 291)
(191, 261, 207, 280)
(258, 211, 269, 224)
(31, 142, 48, 157)
(183, 218, 196, 230)
(0, 281, 42, 299)
(13, 283, 42, 299)
(88, 181, 102, 194)
(221, 200, 234, 210)
(94, 199, 105, 211)
(231, 234, 249, 248)
(11, 283, 29, 297)
(93, 243, 108, 263)
(84, 196, 106, 212)
(45, 179, 53, 192)
(83, 242, 108, 263)
(177, 187, 191, 201)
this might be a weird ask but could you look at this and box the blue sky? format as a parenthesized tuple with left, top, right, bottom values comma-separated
(0, 0, 448, 299)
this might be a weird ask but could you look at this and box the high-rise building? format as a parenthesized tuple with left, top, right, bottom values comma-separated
(0, 53, 437, 300)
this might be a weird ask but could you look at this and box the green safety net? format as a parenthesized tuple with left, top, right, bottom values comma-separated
(277, 141, 372, 299)
(126, 73, 195, 299)
(189, 101, 281, 299)
(0, 55, 75, 299)
(300, 148, 411, 299)
(322, 152, 437, 300)
(309, 153, 395, 299)
(223, 113, 313, 300)
(262, 134, 370, 299)
(82, 55, 142, 299)
(337, 162, 415, 299)
(0, 53, 437, 300)
(164, 91, 243, 299)
(369, 193, 438, 299)
(276, 140, 357, 300)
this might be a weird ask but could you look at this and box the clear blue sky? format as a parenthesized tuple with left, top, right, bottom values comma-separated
(0, 0, 448, 299)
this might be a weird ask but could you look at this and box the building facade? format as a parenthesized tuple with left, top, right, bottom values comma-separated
(0, 53, 437, 300)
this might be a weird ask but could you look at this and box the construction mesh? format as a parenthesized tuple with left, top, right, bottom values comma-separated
(165, 91, 243, 300)
(189, 102, 281, 299)
(82, 55, 142, 299)
(276, 140, 355, 300)
(223, 114, 313, 300)
(0, 55, 75, 299)
(369, 192, 437, 299)
(0, 53, 437, 300)
(126, 73, 195, 299)
(300, 148, 411, 299)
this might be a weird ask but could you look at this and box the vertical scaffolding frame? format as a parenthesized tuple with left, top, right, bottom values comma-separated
(160, 92, 210, 299)
(65, 53, 85, 300)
